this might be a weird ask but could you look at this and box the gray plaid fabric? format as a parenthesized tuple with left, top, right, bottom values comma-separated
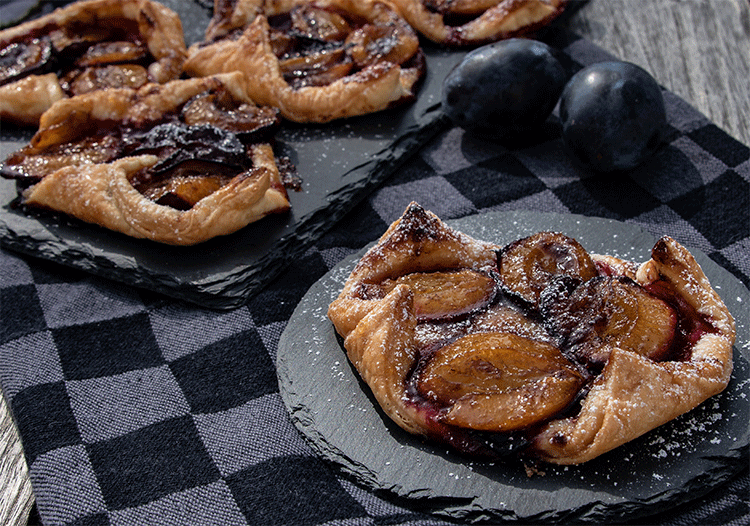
(0, 19, 748, 526)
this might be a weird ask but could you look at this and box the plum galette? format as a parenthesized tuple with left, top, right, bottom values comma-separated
(328, 203, 736, 464)
(388, 0, 568, 47)
(1, 73, 298, 245)
(0, 0, 187, 126)
(183, 0, 425, 123)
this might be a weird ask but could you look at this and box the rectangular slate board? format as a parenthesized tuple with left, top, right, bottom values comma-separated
(0, 0, 467, 309)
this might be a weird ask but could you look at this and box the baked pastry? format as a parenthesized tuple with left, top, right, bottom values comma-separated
(389, 0, 567, 46)
(183, 0, 425, 122)
(0, 73, 297, 246)
(0, 0, 186, 126)
(328, 203, 736, 464)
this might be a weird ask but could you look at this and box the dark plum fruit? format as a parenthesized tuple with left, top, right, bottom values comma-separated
(441, 38, 566, 138)
(559, 61, 667, 172)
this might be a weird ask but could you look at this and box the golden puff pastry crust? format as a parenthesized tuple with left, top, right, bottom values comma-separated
(184, 0, 425, 123)
(529, 236, 736, 464)
(389, 0, 567, 46)
(0, 0, 187, 126)
(328, 203, 736, 464)
(1, 73, 294, 246)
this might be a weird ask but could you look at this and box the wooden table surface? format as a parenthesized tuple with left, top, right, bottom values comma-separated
(1, 1, 749, 524)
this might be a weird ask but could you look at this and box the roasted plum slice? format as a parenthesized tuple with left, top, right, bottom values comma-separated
(63, 64, 150, 94)
(498, 231, 598, 308)
(472, 303, 554, 344)
(60, 37, 153, 95)
(545, 275, 678, 369)
(122, 123, 248, 168)
(0, 38, 54, 86)
(278, 47, 353, 89)
(381, 269, 496, 321)
(416, 332, 586, 432)
(287, 4, 352, 41)
(72, 40, 149, 68)
(134, 160, 242, 211)
(345, 16, 420, 68)
(181, 88, 281, 141)
(1, 134, 121, 183)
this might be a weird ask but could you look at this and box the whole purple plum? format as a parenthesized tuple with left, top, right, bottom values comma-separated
(441, 38, 566, 138)
(559, 61, 667, 172)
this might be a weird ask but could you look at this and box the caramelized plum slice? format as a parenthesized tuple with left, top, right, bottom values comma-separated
(278, 47, 353, 89)
(289, 6, 352, 41)
(345, 21, 419, 69)
(546, 276, 677, 369)
(49, 25, 116, 55)
(137, 160, 240, 210)
(417, 332, 585, 432)
(498, 231, 598, 308)
(181, 89, 281, 140)
(269, 29, 295, 57)
(0, 38, 54, 86)
(1, 134, 121, 181)
(121, 123, 260, 210)
(383, 269, 496, 321)
(74, 40, 148, 68)
(473, 303, 554, 344)
(65, 64, 149, 94)
(122, 123, 247, 170)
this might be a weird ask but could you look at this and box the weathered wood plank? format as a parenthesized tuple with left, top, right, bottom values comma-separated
(0, 393, 33, 526)
(567, 0, 750, 146)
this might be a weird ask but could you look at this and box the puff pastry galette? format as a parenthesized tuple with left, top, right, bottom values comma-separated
(328, 203, 736, 464)
(184, 0, 425, 122)
(1, 73, 297, 245)
(389, 0, 567, 46)
(0, 0, 187, 127)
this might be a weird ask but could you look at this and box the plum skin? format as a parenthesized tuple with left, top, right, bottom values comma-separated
(441, 38, 566, 137)
(559, 61, 667, 172)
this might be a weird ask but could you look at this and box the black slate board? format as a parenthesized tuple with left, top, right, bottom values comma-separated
(0, 1, 466, 309)
(277, 210, 750, 524)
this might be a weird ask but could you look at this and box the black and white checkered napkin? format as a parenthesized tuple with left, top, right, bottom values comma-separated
(1, 31, 748, 526)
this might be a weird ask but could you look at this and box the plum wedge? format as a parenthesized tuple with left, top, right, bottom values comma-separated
(498, 231, 598, 308)
(544, 276, 678, 370)
(381, 269, 496, 321)
(416, 332, 586, 432)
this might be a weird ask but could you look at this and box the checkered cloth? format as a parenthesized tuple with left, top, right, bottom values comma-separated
(1, 29, 748, 526)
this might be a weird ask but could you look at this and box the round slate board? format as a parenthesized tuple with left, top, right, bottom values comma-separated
(277, 210, 750, 524)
